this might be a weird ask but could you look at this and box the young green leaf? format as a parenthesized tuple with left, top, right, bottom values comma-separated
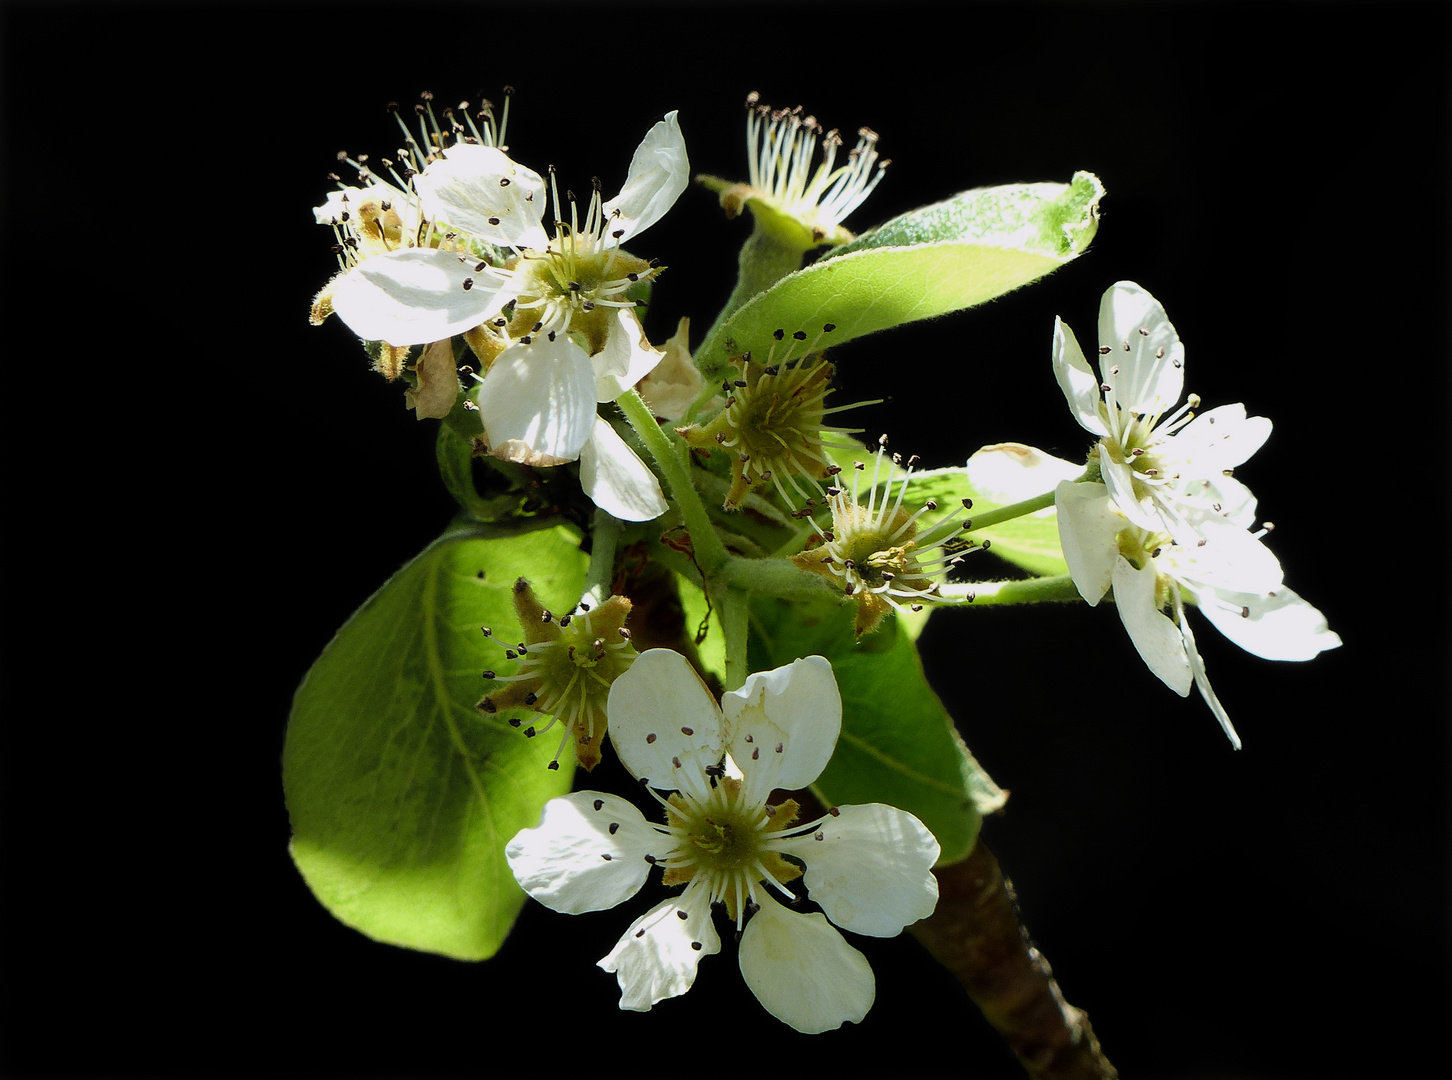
(749, 595, 1005, 865)
(695, 171, 1104, 379)
(284, 520, 587, 960)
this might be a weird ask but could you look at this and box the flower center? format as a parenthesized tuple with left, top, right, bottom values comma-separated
(662, 777, 803, 923)
(502, 174, 657, 350)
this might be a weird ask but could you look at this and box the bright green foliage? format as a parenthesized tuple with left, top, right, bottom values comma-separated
(695, 172, 1104, 380)
(284, 521, 587, 960)
(750, 595, 1005, 865)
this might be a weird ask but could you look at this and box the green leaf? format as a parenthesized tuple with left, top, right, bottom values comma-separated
(696, 171, 1104, 376)
(749, 595, 1004, 865)
(908, 467, 1070, 579)
(284, 520, 587, 960)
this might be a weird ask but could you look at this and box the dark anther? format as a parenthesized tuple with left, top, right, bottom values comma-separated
(646, 733, 657, 744)
(463, 278, 474, 291)
(677, 910, 688, 920)
(691, 942, 702, 951)
(828, 806, 841, 816)
(547, 761, 559, 771)
(593, 798, 605, 810)
(681, 726, 694, 736)
(773, 329, 785, 340)
(499, 177, 511, 186)
(601, 853, 612, 861)
(609, 822, 620, 835)
(1099, 345, 1112, 355)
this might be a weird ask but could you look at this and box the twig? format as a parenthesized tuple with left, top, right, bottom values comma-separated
(911, 841, 1118, 1080)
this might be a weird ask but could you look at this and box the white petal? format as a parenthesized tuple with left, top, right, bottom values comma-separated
(505, 792, 657, 914)
(1098, 281, 1184, 416)
(637, 317, 703, 421)
(1099, 444, 1160, 531)
(1168, 517, 1285, 597)
(413, 143, 550, 249)
(476, 337, 595, 465)
(594, 308, 665, 399)
(1051, 317, 1109, 436)
(1178, 602, 1241, 749)
(1055, 480, 1123, 605)
(598, 889, 721, 1011)
(579, 416, 668, 522)
(606, 649, 725, 797)
(329, 248, 510, 346)
(1112, 554, 1192, 696)
(778, 803, 939, 937)
(721, 656, 841, 805)
(738, 892, 875, 1033)
(601, 112, 689, 243)
(1169, 403, 1272, 473)
(1195, 585, 1342, 661)
(966, 442, 1084, 507)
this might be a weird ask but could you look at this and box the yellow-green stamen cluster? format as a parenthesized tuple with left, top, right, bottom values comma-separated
(477, 578, 636, 771)
(794, 436, 982, 635)
(657, 777, 804, 925)
(677, 325, 869, 510)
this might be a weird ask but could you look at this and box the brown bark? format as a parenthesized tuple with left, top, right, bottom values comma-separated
(910, 841, 1118, 1080)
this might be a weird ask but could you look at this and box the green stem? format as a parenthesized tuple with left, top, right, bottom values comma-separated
(722, 556, 839, 601)
(940, 574, 1082, 606)
(615, 389, 728, 574)
(686, 221, 812, 423)
(964, 490, 1057, 533)
(582, 508, 621, 606)
(718, 585, 750, 692)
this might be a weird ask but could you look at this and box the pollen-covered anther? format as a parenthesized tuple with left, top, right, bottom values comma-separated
(475, 579, 637, 771)
(792, 437, 980, 636)
(676, 324, 878, 510)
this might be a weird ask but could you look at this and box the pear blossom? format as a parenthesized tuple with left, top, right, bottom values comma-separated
(1056, 478, 1341, 748)
(477, 580, 636, 772)
(676, 323, 872, 510)
(794, 436, 979, 636)
(310, 91, 513, 332)
(315, 111, 689, 521)
(505, 649, 940, 1033)
(705, 92, 888, 249)
(1053, 282, 1272, 536)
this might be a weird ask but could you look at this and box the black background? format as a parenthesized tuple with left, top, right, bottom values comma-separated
(2, 2, 1448, 1078)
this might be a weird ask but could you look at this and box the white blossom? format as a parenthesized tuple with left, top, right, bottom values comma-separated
(505, 649, 940, 1033)
(739, 91, 887, 246)
(1053, 282, 1272, 536)
(315, 113, 689, 521)
(1056, 478, 1341, 747)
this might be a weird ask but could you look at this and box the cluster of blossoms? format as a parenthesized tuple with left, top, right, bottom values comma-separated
(506, 649, 940, 1033)
(304, 91, 1343, 1045)
(1044, 282, 1340, 746)
(312, 96, 691, 521)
